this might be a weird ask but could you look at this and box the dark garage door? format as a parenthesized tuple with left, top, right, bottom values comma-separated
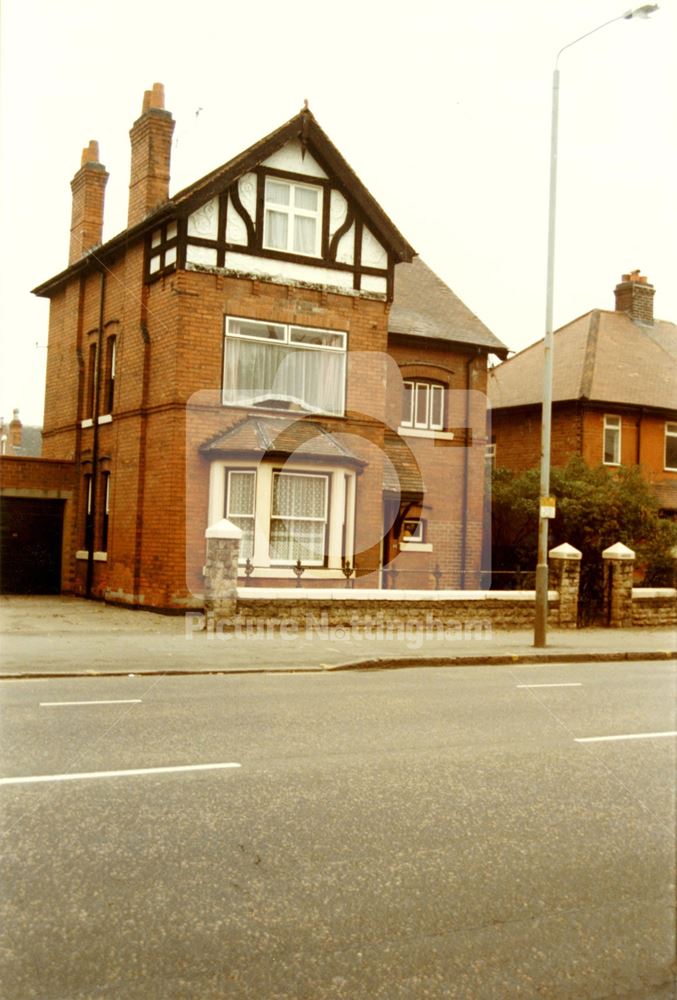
(0, 497, 64, 594)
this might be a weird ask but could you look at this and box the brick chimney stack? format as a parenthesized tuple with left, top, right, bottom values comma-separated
(69, 140, 109, 265)
(9, 409, 22, 452)
(128, 83, 175, 227)
(614, 270, 655, 325)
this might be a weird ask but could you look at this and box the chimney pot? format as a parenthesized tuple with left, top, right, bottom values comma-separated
(142, 90, 152, 113)
(80, 140, 100, 167)
(150, 83, 165, 110)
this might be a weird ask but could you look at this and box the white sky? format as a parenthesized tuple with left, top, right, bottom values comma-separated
(1, 0, 675, 426)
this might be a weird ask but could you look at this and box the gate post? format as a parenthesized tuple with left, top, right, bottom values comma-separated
(602, 542, 635, 627)
(548, 542, 582, 628)
(204, 518, 242, 630)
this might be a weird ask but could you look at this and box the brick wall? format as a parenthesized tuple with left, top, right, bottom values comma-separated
(0, 456, 77, 591)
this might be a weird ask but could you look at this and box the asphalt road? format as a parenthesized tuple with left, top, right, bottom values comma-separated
(1, 661, 675, 999)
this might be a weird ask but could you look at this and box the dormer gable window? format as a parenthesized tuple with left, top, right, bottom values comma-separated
(263, 178, 322, 256)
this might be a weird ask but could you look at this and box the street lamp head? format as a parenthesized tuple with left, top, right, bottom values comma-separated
(624, 4, 659, 18)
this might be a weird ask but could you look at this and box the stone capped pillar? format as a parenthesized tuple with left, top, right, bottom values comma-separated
(602, 542, 635, 627)
(204, 518, 242, 630)
(549, 542, 582, 628)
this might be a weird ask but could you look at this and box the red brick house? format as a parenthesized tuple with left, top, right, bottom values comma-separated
(24, 85, 506, 609)
(489, 272, 677, 515)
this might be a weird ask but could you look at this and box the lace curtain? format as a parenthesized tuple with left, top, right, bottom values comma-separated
(223, 339, 344, 415)
(226, 471, 255, 558)
(269, 473, 327, 563)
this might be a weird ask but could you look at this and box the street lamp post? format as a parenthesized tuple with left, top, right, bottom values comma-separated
(533, 4, 659, 648)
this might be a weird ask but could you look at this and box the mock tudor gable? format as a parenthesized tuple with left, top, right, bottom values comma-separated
(35, 106, 415, 303)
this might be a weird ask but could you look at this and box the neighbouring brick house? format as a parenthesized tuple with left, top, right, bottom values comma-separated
(25, 85, 506, 610)
(489, 272, 677, 516)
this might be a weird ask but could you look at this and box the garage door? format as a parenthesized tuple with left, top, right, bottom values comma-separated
(0, 497, 64, 594)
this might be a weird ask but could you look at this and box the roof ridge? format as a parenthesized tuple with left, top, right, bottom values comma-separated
(579, 310, 601, 400)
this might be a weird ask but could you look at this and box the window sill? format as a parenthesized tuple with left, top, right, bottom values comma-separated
(80, 415, 113, 428)
(221, 400, 345, 419)
(76, 551, 108, 561)
(398, 427, 454, 441)
(400, 542, 433, 552)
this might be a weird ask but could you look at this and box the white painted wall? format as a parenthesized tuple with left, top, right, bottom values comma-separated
(361, 227, 387, 269)
(187, 197, 219, 239)
(263, 140, 328, 178)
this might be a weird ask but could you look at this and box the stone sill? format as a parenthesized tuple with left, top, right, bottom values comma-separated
(75, 550, 108, 561)
(632, 587, 676, 599)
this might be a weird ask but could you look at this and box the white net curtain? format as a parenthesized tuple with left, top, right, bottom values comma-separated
(269, 473, 327, 564)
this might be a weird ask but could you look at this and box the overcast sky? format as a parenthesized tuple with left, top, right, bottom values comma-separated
(1, 0, 674, 426)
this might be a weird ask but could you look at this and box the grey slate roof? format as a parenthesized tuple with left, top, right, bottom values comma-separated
(489, 310, 677, 412)
(383, 432, 424, 500)
(200, 416, 365, 466)
(390, 258, 508, 357)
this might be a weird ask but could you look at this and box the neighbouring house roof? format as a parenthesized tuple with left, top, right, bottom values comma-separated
(3, 426, 42, 457)
(489, 310, 677, 413)
(200, 416, 366, 466)
(33, 108, 415, 298)
(389, 258, 508, 358)
(383, 432, 425, 501)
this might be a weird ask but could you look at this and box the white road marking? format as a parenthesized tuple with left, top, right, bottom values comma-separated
(40, 700, 142, 707)
(575, 731, 677, 744)
(517, 683, 582, 689)
(0, 762, 241, 786)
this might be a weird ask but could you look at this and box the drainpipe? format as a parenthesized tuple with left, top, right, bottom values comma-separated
(459, 352, 477, 588)
(86, 269, 106, 598)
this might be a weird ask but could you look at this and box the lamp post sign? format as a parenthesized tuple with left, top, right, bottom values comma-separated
(540, 496, 556, 520)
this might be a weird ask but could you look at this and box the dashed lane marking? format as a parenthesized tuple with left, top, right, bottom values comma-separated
(0, 762, 241, 786)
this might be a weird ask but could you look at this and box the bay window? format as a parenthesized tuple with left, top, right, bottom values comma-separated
(263, 178, 322, 256)
(211, 461, 355, 573)
(223, 317, 346, 416)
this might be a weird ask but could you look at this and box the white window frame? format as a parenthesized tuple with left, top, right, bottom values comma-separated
(401, 380, 445, 431)
(223, 316, 347, 417)
(665, 422, 677, 472)
(262, 177, 323, 257)
(269, 471, 329, 567)
(603, 414, 621, 466)
(401, 518, 424, 543)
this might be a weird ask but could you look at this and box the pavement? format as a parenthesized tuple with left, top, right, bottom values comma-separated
(0, 595, 674, 678)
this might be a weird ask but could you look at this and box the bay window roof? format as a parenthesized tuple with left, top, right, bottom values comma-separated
(200, 416, 365, 466)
